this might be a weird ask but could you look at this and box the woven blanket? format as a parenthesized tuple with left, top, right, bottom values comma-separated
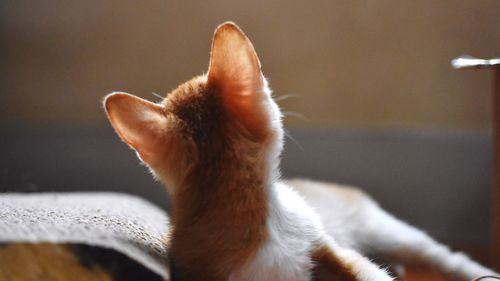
(0, 192, 170, 280)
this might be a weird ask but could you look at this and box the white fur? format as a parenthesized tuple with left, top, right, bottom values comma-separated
(231, 80, 497, 281)
(230, 181, 394, 281)
(229, 182, 320, 281)
(288, 179, 499, 280)
(230, 82, 394, 281)
(110, 23, 499, 281)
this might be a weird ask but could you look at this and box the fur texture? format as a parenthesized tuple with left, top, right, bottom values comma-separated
(289, 179, 499, 280)
(0, 243, 112, 281)
(104, 22, 498, 281)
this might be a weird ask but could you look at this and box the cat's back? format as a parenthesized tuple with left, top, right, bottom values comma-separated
(229, 181, 324, 281)
(286, 179, 373, 209)
(285, 179, 378, 250)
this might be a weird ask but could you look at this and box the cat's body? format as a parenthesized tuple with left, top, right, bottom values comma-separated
(226, 180, 387, 281)
(104, 22, 498, 281)
(289, 179, 498, 280)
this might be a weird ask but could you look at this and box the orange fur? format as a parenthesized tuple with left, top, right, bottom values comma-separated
(311, 244, 358, 281)
(0, 243, 113, 281)
(164, 76, 272, 281)
(104, 23, 275, 281)
(207, 23, 268, 138)
(104, 21, 499, 281)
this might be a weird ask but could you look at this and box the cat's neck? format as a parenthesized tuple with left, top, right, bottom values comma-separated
(168, 160, 271, 281)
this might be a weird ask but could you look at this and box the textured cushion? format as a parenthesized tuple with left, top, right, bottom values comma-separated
(0, 192, 170, 280)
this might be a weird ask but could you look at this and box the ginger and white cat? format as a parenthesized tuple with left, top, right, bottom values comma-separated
(104, 22, 498, 281)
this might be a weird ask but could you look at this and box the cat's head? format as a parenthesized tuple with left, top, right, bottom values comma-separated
(104, 22, 283, 194)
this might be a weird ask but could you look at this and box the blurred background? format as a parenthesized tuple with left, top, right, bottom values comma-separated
(1, 0, 499, 253)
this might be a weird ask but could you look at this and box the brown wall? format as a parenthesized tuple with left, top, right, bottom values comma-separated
(1, 1, 499, 131)
(1, 1, 497, 247)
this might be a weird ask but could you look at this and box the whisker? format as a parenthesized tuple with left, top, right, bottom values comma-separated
(284, 129, 304, 151)
(282, 111, 307, 120)
(152, 92, 164, 101)
(274, 94, 297, 102)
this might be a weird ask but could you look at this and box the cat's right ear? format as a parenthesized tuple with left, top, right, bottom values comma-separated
(207, 22, 269, 138)
(104, 92, 167, 165)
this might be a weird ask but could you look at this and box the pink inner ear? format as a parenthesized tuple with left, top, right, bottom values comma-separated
(206, 23, 270, 136)
(207, 23, 263, 94)
(104, 92, 167, 165)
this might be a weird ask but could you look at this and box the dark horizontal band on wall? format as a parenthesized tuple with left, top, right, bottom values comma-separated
(0, 125, 492, 247)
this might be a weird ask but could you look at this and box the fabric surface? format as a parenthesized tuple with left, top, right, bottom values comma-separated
(0, 192, 170, 280)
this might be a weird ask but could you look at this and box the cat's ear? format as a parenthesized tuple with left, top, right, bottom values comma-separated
(104, 92, 167, 165)
(207, 22, 269, 136)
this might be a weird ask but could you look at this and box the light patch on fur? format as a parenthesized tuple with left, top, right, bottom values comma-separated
(289, 179, 498, 281)
(324, 243, 394, 281)
(229, 182, 323, 281)
(231, 179, 396, 281)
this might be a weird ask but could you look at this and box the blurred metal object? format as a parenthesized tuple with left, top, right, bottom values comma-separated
(452, 55, 500, 69)
(453, 55, 500, 270)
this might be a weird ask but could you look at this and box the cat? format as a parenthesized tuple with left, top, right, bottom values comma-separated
(103, 22, 498, 281)
(0, 243, 161, 281)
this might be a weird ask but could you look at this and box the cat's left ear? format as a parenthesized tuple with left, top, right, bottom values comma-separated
(104, 92, 168, 165)
(207, 22, 269, 136)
